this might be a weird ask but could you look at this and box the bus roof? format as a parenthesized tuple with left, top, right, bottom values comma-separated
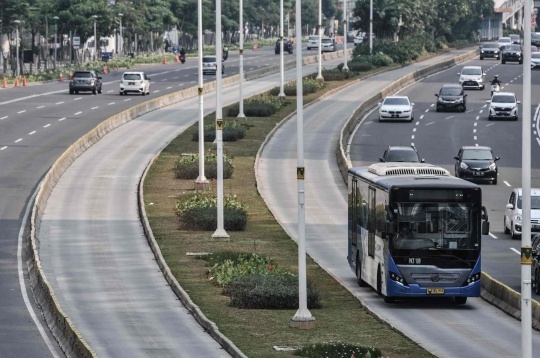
(349, 165, 481, 191)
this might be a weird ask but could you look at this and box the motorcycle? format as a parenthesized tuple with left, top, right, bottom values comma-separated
(223, 47, 229, 60)
(180, 53, 186, 64)
(491, 83, 500, 97)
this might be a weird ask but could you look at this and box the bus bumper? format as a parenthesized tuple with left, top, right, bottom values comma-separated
(387, 280, 481, 297)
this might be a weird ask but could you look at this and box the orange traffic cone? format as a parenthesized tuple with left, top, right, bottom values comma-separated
(23, 76, 27, 86)
(2, 77, 7, 88)
(175, 54, 180, 63)
(59, 71, 64, 82)
(69, 70, 73, 80)
(14, 77, 19, 87)
(163, 55, 167, 64)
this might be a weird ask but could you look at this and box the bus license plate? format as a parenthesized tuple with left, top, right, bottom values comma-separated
(427, 288, 445, 295)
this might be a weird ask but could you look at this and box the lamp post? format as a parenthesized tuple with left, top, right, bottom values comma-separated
(290, 0, 315, 331)
(369, 0, 373, 54)
(278, 0, 286, 98)
(212, 0, 229, 240)
(52, 16, 58, 70)
(13, 20, 20, 77)
(92, 15, 98, 61)
(342, 0, 349, 71)
(195, 0, 209, 190)
(315, 0, 323, 81)
(118, 13, 123, 55)
(238, 0, 246, 118)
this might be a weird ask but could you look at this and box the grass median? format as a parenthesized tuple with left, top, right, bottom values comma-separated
(143, 65, 433, 358)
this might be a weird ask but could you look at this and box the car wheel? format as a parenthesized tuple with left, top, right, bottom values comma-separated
(75, 91, 79, 94)
(461, 105, 466, 112)
(69, 90, 74, 95)
(488, 116, 492, 121)
(455, 297, 467, 305)
(480, 56, 484, 60)
(520, 60, 523, 64)
(98, 86, 102, 94)
(511, 223, 520, 240)
(92, 88, 97, 95)
(289, 51, 293, 54)
(497, 56, 500, 60)
(275, 51, 279, 55)
(142, 91, 146, 96)
(436, 106, 440, 112)
(504, 216, 510, 234)
(514, 116, 518, 121)
(493, 178, 497, 185)
(356, 255, 367, 287)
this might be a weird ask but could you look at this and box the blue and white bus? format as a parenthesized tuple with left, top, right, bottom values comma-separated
(347, 163, 490, 304)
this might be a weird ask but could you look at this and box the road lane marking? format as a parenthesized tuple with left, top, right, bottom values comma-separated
(430, 104, 435, 107)
(487, 123, 494, 126)
(14, 138, 22, 143)
(74, 97, 82, 101)
(483, 104, 487, 108)
(474, 129, 476, 133)
(510, 80, 513, 83)
(475, 143, 478, 146)
(466, 110, 474, 113)
(167, 86, 172, 89)
(124, 99, 131, 102)
(446, 116, 454, 119)
(416, 121, 419, 125)
(185, 75, 189, 77)
(36, 106, 45, 109)
(479, 110, 483, 114)
(74, 111, 82, 115)
(474, 122, 477, 126)
(510, 248, 521, 255)
(505, 83, 509, 85)
(162, 79, 167, 81)
(489, 232, 498, 239)
(411, 135, 415, 139)
(173, 77, 179, 79)
(55, 102, 64, 105)
(425, 122, 434, 125)
(425, 109, 429, 113)
(476, 116, 480, 120)
(107, 90, 114, 93)
(29, 131, 36, 135)
(17, 110, 26, 114)
(43, 124, 51, 128)
(153, 90, 160, 93)
(504, 181, 511, 187)
(0, 116, 7, 120)
(190, 81, 195, 83)
(420, 115, 424, 119)
(413, 128, 417, 132)
(91, 106, 99, 109)
(58, 117, 66, 121)
(474, 136, 477, 140)
(0, 146, 7, 150)
(108, 102, 116, 105)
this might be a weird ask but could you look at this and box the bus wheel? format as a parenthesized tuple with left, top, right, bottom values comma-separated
(356, 255, 367, 287)
(455, 297, 467, 305)
(383, 296, 395, 303)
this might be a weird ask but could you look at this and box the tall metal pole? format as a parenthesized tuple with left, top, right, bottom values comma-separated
(120, 16, 123, 55)
(53, 20, 57, 71)
(45, 16, 48, 69)
(278, 0, 286, 99)
(238, 0, 246, 118)
(290, 0, 315, 330)
(342, 0, 349, 71)
(196, 0, 209, 190)
(93, 18, 97, 61)
(369, 0, 373, 54)
(212, 0, 229, 240)
(315, 0, 323, 81)
(69, 30, 72, 65)
(15, 22, 19, 77)
(522, 3, 533, 356)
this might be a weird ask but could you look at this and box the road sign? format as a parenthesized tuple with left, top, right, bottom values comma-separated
(73, 36, 80, 49)
(101, 52, 113, 61)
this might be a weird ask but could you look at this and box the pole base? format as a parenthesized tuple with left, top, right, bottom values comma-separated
(211, 228, 230, 241)
(342, 66, 350, 72)
(194, 178, 210, 191)
(315, 75, 324, 83)
(237, 113, 247, 122)
(212, 138, 218, 150)
(290, 315, 316, 330)
(278, 93, 287, 100)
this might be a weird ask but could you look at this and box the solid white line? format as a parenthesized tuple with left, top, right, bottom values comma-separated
(43, 124, 51, 128)
(58, 117, 66, 121)
(74, 111, 82, 115)
(17, 110, 26, 114)
(14, 138, 22, 143)
(510, 248, 521, 255)
(413, 128, 417, 132)
(504, 180, 511, 187)
(91, 106, 99, 109)
(36, 106, 45, 109)
(74, 97, 82, 101)
(55, 102, 64, 105)
(420, 115, 424, 119)
(17, 182, 62, 358)
(108, 102, 116, 105)
(426, 122, 434, 126)
(0, 116, 7, 120)
(489, 232, 498, 239)
(487, 123, 494, 127)
(29, 131, 36, 135)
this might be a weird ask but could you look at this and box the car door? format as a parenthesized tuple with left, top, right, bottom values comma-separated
(506, 191, 516, 228)
(143, 73, 149, 90)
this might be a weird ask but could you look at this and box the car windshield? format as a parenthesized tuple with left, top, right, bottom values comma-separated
(461, 68, 481, 75)
(533, 47, 539, 52)
(123, 74, 141, 80)
(492, 95, 516, 103)
(440, 87, 462, 96)
(309, 36, 318, 41)
(534, 34, 540, 39)
(73, 72, 92, 78)
(482, 44, 498, 48)
(505, 45, 521, 51)
(383, 97, 409, 105)
(461, 149, 493, 160)
(203, 57, 216, 63)
(322, 39, 332, 43)
(499, 38, 511, 43)
(386, 150, 419, 162)
(517, 196, 540, 209)
(533, 53, 540, 58)
(393, 202, 478, 251)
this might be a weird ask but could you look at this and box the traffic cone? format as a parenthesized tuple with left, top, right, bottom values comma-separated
(69, 70, 73, 80)
(163, 55, 167, 64)
(59, 71, 64, 82)
(2, 77, 7, 88)
(175, 54, 180, 63)
(14, 77, 19, 87)
(23, 76, 27, 86)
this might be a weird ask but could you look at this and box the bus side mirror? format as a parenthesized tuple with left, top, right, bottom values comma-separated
(481, 206, 489, 222)
(482, 221, 490, 236)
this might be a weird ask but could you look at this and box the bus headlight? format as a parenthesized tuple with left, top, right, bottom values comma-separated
(466, 272, 481, 285)
(389, 272, 408, 286)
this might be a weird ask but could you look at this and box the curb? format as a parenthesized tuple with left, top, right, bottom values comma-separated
(138, 156, 248, 358)
(25, 49, 353, 357)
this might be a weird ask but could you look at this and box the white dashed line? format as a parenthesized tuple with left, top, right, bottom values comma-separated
(466, 110, 474, 113)
(153, 90, 160, 93)
(14, 138, 22, 143)
(487, 123, 494, 126)
(474, 129, 477, 133)
(0, 116, 7, 120)
(411, 135, 415, 139)
(185, 75, 189, 77)
(411, 142, 414, 146)
(425, 109, 429, 113)
(474, 136, 477, 140)
(190, 81, 195, 83)
(426, 122, 434, 126)
(36, 106, 45, 109)
(74, 111, 82, 115)
(124, 99, 131, 102)
(17, 110, 26, 114)
(91, 106, 99, 109)
(413, 128, 417, 132)
(482, 104, 487, 108)
(510, 80, 514, 83)
(107, 90, 114, 93)
(489, 232, 498, 239)
(476, 116, 480, 120)
(420, 115, 424, 120)
(430, 104, 435, 107)
(56, 102, 64, 105)
(479, 110, 483, 114)
(162, 79, 167, 81)
(504, 181, 511, 187)
(173, 77, 179, 79)
(474, 122, 477, 126)
(0, 146, 7, 150)
(108, 102, 116, 105)
(74, 97, 82, 101)
(43, 124, 51, 128)
(29, 131, 36, 135)
(510, 248, 521, 255)
(446, 116, 454, 119)
(505, 83, 509, 86)
(167, 86, 172, 89)
(58, 117, 66, 121)
(416, 121, 419, 125)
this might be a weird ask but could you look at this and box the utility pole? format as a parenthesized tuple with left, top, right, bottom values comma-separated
(316, 0, 323, 81)
(238, 0, 246, 118)
(369, 0, 373, 54)
(119, 13, 123, 56)
(14, 20, 20, 77)
(278, 0, 286, 99)
(92, 15, 98, 61)
(290, 0, 315, 331)
(195, 0, 209, 190)
(342, 0, 349, 71)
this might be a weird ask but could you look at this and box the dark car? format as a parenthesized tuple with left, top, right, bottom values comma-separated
(379, 145, 425, 163)
(275, 38, 293, 55)
(531, 234, 540, 294)
(435, 84, 467, 112)
(480, 43, 501, 60)
(454, 146, 499, 184)
(510, 34, 521, 44)
(69, 70, 102, 95)
(501, 44, 523, 64)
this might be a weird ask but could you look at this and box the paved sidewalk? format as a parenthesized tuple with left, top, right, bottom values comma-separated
(38, 57, 345, 357)
(256, 48, 540, 358)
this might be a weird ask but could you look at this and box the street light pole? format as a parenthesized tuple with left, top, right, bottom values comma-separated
(195, 0, 209, 190)
(238, 0, 246, 118)
(278, 0, 286, 99)
(369, 0, 373, 54)
(290, 0, 315, 330)
(119, 13, 123, 56)
(14, 20, 20, 77)
(92, 15, 98, 61)
(522, 3, 533, 357)
(53, 16, 58, 70)
(342, 0, 349, 71)
(315, 0, 323, 81)
(212, 0, 229, 240)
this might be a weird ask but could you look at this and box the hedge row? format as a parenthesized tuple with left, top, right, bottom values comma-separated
(192, 120, 247, 142)
(269, 78, 323, 96)
(354, 34, 437, 64)
(175, 152, 234, 179)
(227, 96, 286, 117)
(296, 343, 382, 358)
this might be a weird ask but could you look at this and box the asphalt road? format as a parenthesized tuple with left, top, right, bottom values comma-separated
(0, 44, 344, 358)
(257, 48, 540, 358)
(349, 57, 540, 301)
(37, 57, 345, 357)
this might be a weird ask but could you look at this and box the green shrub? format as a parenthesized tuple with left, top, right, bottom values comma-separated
(175, 151, 234, 179)
(295, 343, 382, 358)
(318, 68, 358, 81)
(353, 53, 394, 67)
(197, 251, 246, 267)
(228, 273, 322, 309)
(347, 62, 372, 72)
(175, 193, 247, 231)
(228, 96, 286, 117)
(270, 78, 323, 96)
(353, 34, 436, 64)
(192, 121, 247, 142)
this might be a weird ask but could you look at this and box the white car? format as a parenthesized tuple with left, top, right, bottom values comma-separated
(354, 33, 364, 44)
(307, 36, 319, 50)
(378, 96, 415, 122)
(202, 55, 225, 75)
(321, 38, 336, 52)
(458, 66, 485, 90)
(504, 188, 540, 240)
(120, 72, 150, 96)
(498, 37, 512, 49)
(532, 53, 540, 68)
(486, 92, 520, 120)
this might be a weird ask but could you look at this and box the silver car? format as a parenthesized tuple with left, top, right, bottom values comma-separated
(378, 96, 415, 122)
(486, 92, 520, 121)
(202, 55, 225, 75)
(321, 38, 336, 52)
(458, 66, 485, 90)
